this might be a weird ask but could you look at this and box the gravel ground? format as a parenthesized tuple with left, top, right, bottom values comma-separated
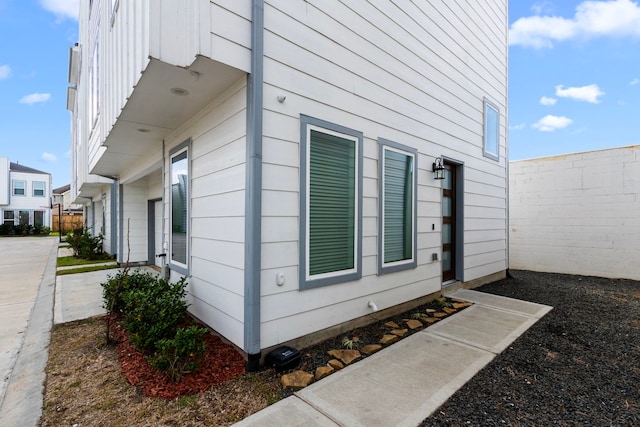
(421, 269, 640, 427)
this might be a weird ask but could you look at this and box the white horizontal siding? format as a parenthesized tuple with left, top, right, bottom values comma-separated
(259, 0, 508, 347)
(162, 79, 248, 349)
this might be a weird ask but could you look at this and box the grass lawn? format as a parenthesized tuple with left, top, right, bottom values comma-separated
(57, 255, 116, 267)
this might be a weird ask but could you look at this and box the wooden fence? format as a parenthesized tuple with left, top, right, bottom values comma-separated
(52, 213, 84, 234)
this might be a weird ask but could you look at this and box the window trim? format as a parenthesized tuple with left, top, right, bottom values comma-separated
(12, 180, 26, 196)
(3, 210, 15, 225)
(168, 139, 191, 275)
(378, 139, 418, 275)
(299, 115, 363, 290)
(33, 181, 46, 197)
(483, 98, 500, 161)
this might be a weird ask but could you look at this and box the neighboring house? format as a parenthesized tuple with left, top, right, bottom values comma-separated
(52, 184, 84, 233)
(510, 145, 640, 281)
(69, 1, 509, 367)
(0, 157, 52, 229)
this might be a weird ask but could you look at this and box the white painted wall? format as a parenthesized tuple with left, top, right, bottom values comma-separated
(0, 157, 9, 206)
(3, 170, 52, 227)
(510, 146, 640, 280)
(258, 0, 508, 348)
(164, 78, 248, 347)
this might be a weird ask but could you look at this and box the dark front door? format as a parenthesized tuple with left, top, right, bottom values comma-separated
(442, 163, 456, 282)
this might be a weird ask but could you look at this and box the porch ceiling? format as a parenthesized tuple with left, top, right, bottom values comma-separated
(91, 56, 246, 177)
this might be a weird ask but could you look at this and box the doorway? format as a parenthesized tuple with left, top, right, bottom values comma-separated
(148, 199, 164, 267)
(442, 161, 463, 284)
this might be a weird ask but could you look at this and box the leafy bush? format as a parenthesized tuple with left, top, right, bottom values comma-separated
(102, 269, 159, 315)
(122, 276, 190, 353)
(149, 326, 208, 382)
(67, 227, 106, 259)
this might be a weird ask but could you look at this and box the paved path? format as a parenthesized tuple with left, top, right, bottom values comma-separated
(0, 236, 57, 427)
(234, 290, 552, 426)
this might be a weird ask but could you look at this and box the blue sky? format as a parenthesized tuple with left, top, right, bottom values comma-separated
(0, 1, 639, 189)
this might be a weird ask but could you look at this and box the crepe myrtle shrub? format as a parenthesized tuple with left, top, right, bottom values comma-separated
(101, 269, 159, 315)
(149, 325, 208, 383)
(122, 275, 190, 353)
(66, 227, 106, 259)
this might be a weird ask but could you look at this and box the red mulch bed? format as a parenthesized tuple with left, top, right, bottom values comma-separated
(108, 317, 246, 399)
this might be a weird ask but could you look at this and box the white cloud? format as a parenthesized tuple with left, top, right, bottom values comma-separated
(631, 78, 639, 85)
(510, 0, 640, 49)
(509, 123, 527, 131)
(40, 0, 79, 21)
(540, 96, 557, 106)
(19, 93, 51, 105)
(42, 152, 57, 162)
(555, 84, 605, 103)
(0, 65, 10, 80)
(532, 115, 573, 132)
(531, 1, 555, 15)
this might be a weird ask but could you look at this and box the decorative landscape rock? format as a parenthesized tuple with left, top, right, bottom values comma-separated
(327, 349, 361, 365)
(433, 311, 448, 318)
(385, 321, 400, 329)
(361, 344, 382, 355)
(405, 319, 423, 330)
(281, 370, 314, 389)
(443, 307, 457, 314)
(425, 308, 437, 314)
(453, 302, 471, 309)
(315, 366, 334, 381)
(380, 334, 399, 345)
(420, 317, 440, 325)
(328, 359, 344, 370)
(390, 328, 408, 337)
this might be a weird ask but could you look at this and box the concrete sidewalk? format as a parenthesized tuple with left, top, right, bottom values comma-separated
(0, 237, 57, 427)
(234, 290, 552, 427)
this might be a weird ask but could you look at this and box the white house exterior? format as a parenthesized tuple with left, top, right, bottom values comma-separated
(0, 157, 52, 229)
(510, 146, 640, 280)
(69, 0, 509, 368)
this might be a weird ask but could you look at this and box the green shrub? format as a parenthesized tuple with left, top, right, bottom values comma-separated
(149, 326, 208, 382)
(102, 269, 159, 315)
(122, 276, 189, 353)
(67, 228, 106, 259)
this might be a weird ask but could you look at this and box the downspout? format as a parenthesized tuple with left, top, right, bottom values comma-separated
(244, 0, 264, 372)
(110, 181, 117, 256)
(504, 0, 512, 279)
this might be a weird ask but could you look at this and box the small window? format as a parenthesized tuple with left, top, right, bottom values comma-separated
(3, 210, 15, 225)
(169, 140, 190, 273)
(378, 140, 417, 274)
(33, 181, 46, 197)
(12, 180, 25, 196)
(19, 210, 29, 226)
(300, 115, 363, 290)
(483, 99, 499, 161)
(34, 211, 44, 227)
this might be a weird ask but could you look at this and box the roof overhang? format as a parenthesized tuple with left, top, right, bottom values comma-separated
(90, 56, 246, 178)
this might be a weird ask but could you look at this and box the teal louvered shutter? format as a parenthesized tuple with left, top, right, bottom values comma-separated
(308, 130, 356, 276)
(383, 149, 413, 263)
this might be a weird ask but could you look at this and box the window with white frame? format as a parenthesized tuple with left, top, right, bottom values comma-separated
(34, 211, 44, 227)
(3, 210, 15, 225)
(483, 99, 500, 160)
(18, 210, 29, 226)
(33, 181, 46, 197)
(378, 140, 417, 274)
(169, 140, 190, 273)
(300, 115, 362, 290)
(89, 37, 99, 128)
(12, 180, 25, 196)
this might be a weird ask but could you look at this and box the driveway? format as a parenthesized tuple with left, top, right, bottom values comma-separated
(0, 236, 57, 427)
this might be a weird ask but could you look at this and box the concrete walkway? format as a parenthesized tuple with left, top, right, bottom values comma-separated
(234, 289, 552, 427)
(0, 235, 553, 426)
(0, 236, 57, 427)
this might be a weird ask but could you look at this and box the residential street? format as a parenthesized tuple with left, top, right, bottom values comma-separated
(0, 236, 57, 427)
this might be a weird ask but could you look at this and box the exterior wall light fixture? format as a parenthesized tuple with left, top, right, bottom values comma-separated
(433, 157, 445, 180)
